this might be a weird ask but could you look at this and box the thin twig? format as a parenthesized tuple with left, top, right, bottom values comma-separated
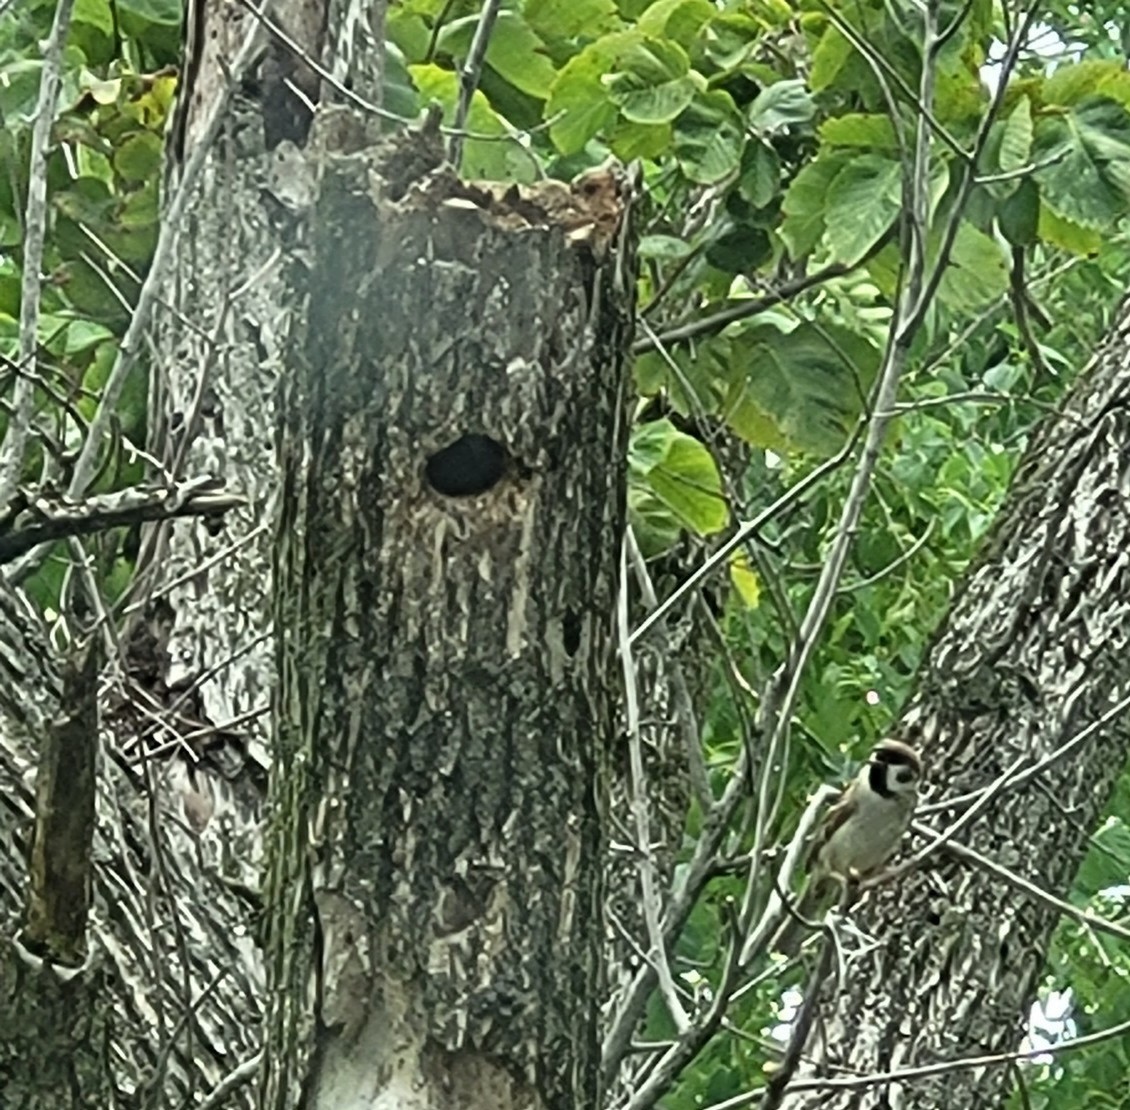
(738, 785, 840, 965)
(758, 921, 837, 1110)
(601, 431, 860, 1082)
(918, 691, 1130, 818)
(704, 1015, 1130, 1107)
(625, 526, 713, 812)
(619, 902, 745, 1110)
(633, 258, 858, 354)
(835, 518, 934, 594)
(448, 0, 503, 166)
(889, 751, 1029, 877)
(65, 9, 269, 503)
(0, 0, 77, 511)
(618, 540, 689, 1034)
(629, 427, 861, 649)
(192, 1051, 262, 1110)
(816, 0, 967, 161)
(920, 826, 1130, 945)
(782, 1016, 1130, 1095)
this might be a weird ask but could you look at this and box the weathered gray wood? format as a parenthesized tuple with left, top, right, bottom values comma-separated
(261, 130, 634, 1108)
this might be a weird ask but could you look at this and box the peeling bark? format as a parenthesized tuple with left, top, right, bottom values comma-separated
(0, 578, 264, 1106)
(783, 298, 1130, 1108)
(259, 119, 634, 1108)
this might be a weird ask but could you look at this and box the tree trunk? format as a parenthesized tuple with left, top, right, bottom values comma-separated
(781, 297, 1130, 1108)
(258, 115, 634, 1107)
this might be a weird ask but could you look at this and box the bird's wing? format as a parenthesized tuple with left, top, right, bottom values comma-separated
(805, 782, 857, 872)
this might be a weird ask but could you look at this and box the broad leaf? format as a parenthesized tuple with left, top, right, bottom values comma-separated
(779, 154, 849, 261)
(747, 78, 815, 135)
(1034, 97, 1130, 229)
(605, 39, 700, 125)
(674, 90, 745, 184)
(629, 419, 728, 535)
(546, 32, 638, 153)
(999, 96, 1033, 173)
(724, 321, 881, 454)
(824, 154, 902, 265)
(819, 113, 899, 150)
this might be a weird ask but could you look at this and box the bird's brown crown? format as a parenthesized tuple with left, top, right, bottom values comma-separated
(870, 738, 921, 772)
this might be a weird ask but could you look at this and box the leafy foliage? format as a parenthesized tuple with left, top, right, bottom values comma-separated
(0, 0, 178, 523)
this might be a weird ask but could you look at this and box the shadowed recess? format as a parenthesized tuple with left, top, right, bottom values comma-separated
(425, 434, 509, 497)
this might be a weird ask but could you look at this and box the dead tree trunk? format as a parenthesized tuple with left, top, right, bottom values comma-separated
(259, 118, 634, 1108)
(781, 298, 1130, 1108)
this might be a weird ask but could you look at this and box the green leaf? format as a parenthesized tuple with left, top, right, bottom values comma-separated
(605, 39, 698, 125)
(115, 0, 180, 24)
(437, 12, 557, 99)
(738, 140, 780, 208)
(819, 113, 898, 150)
(824, 154, 901, 265)
(999, 96, 1033, 173)
(724, 321, 881, 454)
(629, 419, 728, 535)
(64, 319, 115, 354)
(524, 0, 622, 40)
(674, 90, 744, 184)
(999, 177, 1039, 247)
(1074, 819, 1130, 899)
(638, 234, 692, 260)
(1033, 97, 1130, 229)
(547, 31, 638, 154)
(779, 154, 848, 261)
(747, 78, 815, 134)
(112, 130, 162, 182)
(609, 118, 672, 160)
(409, 64, 535, 182)
(636, 0, 715, 46)
(809, 23, 853, 92)
(1037, 203, 1101, 254)
(936, 221, 1009, 311)
(73, 0, 114, 35)
(118, 179, 159, 232)
(628, 485, 683, 557)
(1044, 59, 1130, 111)
(730, 552, 761, 608)
(0, 58, 45, 122)
(386, 10, 430, 62)
(705, 224, 771, 273)
(383, 43, 421, 118)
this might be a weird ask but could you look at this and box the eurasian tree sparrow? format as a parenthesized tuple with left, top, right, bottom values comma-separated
(770, 738, 922, 956)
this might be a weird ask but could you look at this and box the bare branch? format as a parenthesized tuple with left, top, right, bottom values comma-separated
(64, 9, 269, 502)
(0, 0, 76, 510)
(0, 482, 244, 565)
(448, 0, 503, 166)
(618, 539, 690, 1035)
(928, 829, 1130, 946)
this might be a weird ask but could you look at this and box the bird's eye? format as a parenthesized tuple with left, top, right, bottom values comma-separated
(896, 767, 916, 784)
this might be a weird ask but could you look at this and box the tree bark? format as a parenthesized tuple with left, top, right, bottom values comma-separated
(259, 116, 634, 1108)
(0, 578, 264, 1107)
(781, 297, 1130, 1108)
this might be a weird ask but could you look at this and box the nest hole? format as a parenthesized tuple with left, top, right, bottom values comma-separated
(425, 434, 509, 497)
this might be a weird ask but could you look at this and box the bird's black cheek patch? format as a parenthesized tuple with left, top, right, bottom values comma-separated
(425, 434, 509, 497)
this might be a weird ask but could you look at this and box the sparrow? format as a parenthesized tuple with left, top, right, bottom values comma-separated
(770, 738, 922, 956)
